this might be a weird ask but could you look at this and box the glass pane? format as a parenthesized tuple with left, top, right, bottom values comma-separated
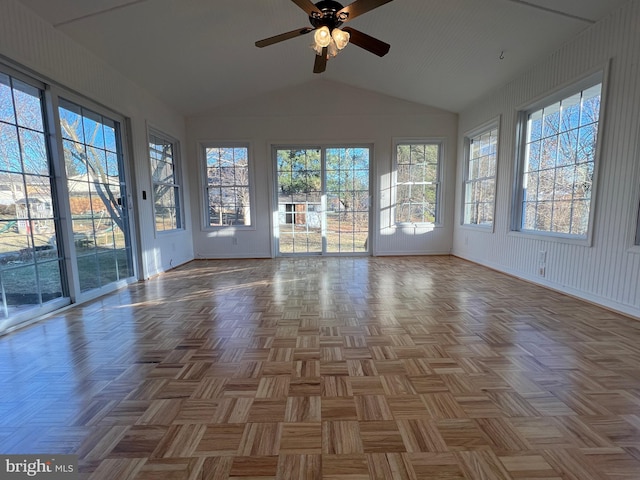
(580, 84, 601, 126)
(106, 152, 120, 180)
(543, 102, 560, 138)
(77, 253, 99, 292)
(98, 251, 118, 285)
(577, 126, 596, 164)
(528, 110, 543, 142)
(104, 118, 117, 152)
(83, 110, 105, 149)
(524, 141, 541, 173)
(571, 199, 590, 236)
(13, 80, 43, 131)
(522, 202, 537, 230)
(0, 73, 15, 123)
(538, 169, 555, 201)
(3, 265, 38, 306)
(87, 146, 108, 179)
(397, 163, 410, 183)
(19, 128, 48, 174)
(0, 123, 21, 173)
(558, 131, 578, 165)
(58, 100, 85, 143)
(541, 137, 557, 169)
(537, 201, 552, 231)
(523, 171, 539, 202)
(39, 260, 64, 302)
(410, 163, 426, 183)
(560, 93, 581, 131)
(63, 139, 87, 176)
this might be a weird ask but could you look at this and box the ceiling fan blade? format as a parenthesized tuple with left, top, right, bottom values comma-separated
(313, 47, 328, 73)
(342, 27, 390, 57)
(337, 0, 393, 22)
(255, 27, 314, 48)
(291, 0, 322, 16)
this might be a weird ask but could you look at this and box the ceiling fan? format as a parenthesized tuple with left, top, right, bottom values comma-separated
(255, 0, 393, 73)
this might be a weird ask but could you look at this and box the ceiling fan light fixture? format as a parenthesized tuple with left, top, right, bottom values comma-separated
(313, 26, 332, 48)
(331, 28, 350, 50)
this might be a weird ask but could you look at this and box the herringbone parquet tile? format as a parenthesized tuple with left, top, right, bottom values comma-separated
(1, 256, 640, 479)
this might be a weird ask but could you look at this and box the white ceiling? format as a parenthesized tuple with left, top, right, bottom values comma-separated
(16, 0, 628, 115)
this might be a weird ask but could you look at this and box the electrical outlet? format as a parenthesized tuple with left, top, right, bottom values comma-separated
(538, 265, 545, 277)
(539, 250, 547, 264)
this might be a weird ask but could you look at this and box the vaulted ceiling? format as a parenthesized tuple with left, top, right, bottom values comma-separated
(16, 0, 629, 115)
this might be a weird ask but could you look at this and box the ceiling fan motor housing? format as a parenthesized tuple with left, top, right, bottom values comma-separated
(310, 0, 347, 29)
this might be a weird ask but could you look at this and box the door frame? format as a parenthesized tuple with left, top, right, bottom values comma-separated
(272, 143, 374, 257)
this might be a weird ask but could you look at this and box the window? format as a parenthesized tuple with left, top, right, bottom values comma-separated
(204, 144, 252, 227)
(463, 124, 498, 226)
(395, 141, 442, 224)
(516, 74, 603, 238)
(149, 129, 182, 232)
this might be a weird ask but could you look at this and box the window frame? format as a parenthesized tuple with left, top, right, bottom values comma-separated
(201, 142, 255, 230)
(148, 127, 184, 234)
(635, 203, 640, 246)
(512, 70, 606, 245)
(462, 118, 500, 230)
(393, 138, 444, 226)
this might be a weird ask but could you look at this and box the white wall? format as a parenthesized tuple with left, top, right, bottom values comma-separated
(187, 79, 458, 258)
(453, 0, 640, 318)
(0, 0, 193, 279)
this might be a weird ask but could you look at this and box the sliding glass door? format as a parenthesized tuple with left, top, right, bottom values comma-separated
(0, 72, 66, 326)
(59, 99, 134, 292)
(0, 65, 136, 333)
(276, 146, 370, 255)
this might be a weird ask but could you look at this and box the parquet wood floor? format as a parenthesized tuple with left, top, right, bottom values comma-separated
(1, 256, 640, 479)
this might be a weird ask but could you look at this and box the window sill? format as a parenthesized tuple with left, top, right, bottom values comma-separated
(627, 244, 640, 254)
(460, 224, 494, 233)
(508, 229, 592, 247)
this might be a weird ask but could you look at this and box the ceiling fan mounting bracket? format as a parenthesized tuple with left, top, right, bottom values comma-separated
(309, 0, 347, 29)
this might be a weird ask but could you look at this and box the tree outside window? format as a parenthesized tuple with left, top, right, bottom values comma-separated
(395, 142, 441, 224)
(149, 130, 182, 232)
(464, 125, 498, 226)
(205, 145, 251, 227)
(519, 80, 602, 237)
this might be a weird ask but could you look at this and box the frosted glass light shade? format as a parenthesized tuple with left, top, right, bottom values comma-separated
(314, 26, 331, 48)
(332, 28, 350, 50)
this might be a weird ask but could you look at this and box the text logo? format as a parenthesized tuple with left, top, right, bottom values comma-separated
(0, 456, 77, 480)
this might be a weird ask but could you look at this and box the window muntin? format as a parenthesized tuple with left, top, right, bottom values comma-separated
(518, 81, 602, 237)
(464, 125, 498, 226)
(149, 130, 182, 232)
(395, 141, 442, 224)
(205, 145, 252, 227)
